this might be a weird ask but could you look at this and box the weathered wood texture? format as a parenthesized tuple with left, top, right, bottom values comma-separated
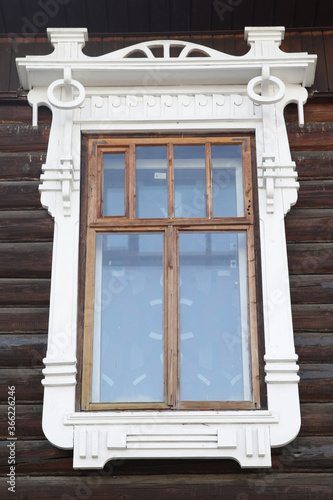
(0, 243, 52, 278)
(295, 332, 333, 362)
(0, 181, 41, 210)
(285, 209, 333, 243)
(0, 92, 332, 497)
(288, 243, 333, 274)
(0, 334, 46, 365)
(0, 368, 43, 403)
(0, 280, 50, 306)
(0, 123, 50, 152)
(0, 307, 49, 334)
(0, 152, 47, 180)
(290, 275, 333, 304)
(1, 474, 333, 500)
(0, 211, 53, 242)
(1, 437, 333, 476)
(287, 122, 333, 151)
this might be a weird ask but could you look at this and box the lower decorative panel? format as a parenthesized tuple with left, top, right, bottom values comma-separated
(70, 417, 272, 468)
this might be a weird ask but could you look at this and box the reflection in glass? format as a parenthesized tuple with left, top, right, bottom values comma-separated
(103, 153, 125, 216)
(136, 146, 168, 218)
(92, 233, 164, 403)
(174, 145, 206, 218)
(212, 145, 244, 217)
(179, 232, 251, 401)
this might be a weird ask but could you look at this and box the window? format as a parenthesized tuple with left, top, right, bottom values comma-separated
(81, 136, 261, 411)
(17, 27, 316, 467)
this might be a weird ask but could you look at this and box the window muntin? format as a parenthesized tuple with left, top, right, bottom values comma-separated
(82, 136, 259, 411)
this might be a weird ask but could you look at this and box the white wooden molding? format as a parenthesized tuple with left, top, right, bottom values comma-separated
(16, 26, 316, 469)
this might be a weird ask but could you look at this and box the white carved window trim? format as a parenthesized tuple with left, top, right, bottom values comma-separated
(16, 26, 317, 469)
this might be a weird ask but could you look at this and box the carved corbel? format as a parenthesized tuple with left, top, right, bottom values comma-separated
(262, 154, 277, 213)
(47, 67, 85, 216)
(247, 65, 300, 214)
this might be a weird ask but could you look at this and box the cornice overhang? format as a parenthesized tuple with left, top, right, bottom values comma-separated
(16, 27, 316, 89)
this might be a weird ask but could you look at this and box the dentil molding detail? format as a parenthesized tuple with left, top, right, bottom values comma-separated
(16, 26, 316, 468)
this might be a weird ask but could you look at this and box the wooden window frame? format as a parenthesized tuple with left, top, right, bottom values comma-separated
(80, 135, 262, 412)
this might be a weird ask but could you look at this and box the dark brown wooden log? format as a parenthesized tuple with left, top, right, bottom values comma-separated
(285, 209, 333, 243)
(323, 32, 333, 92)
(0, 334, 46, 367)
(278, 437, 333, 470)
(287, 122, 333, 151)
(0, 308, 49, 334)
(1, 473, 333, 499)
(283, 31, 302, 57)
(0, 440, 73, 475)
(0, 404, 44, 439)
(0, 210, 53, 242)
(298, 363, 333, 402)
(0, 181, 41, 210)
(291, 151, 333, 180)
(296, 180, 333, 208)
(0, 437, 332, 477)
(287, 243, 333, 274)
(0, 38, 12, 94)
(311, 33, 330, 94)
(0, 279, 50, 306)
(0, 102, 51, 124)
(0, 123, 50, 152)
(285, 99, 333, 123)
(300, 404, 333, 436)
(295, 332, 333, 362)
(290, 275, 333, 304)
(301, 31, 322, 92)
(0, 152, 45, 181)
(0, 243, 52, 278)
(292, 304, 333, 332)
(0, 367, 43, 403)
(0, 440, 240, 476)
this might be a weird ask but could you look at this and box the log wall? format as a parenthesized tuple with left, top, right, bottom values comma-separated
(0, 96, 332, 497)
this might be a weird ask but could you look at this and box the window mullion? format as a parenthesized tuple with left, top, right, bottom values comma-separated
(166, 225, 178, 407)
(205, 143, 212, 219)
(128, 144, 135, 219)
(247, 225, 261, 407)
(168, 143, 174, 219)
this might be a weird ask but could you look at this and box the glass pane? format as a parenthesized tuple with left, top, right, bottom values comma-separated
(103, 153, 125, 216)
(136, 146, 168, 218)
(92, 233, 164, 403)
(174, 145, 206, 218)
(179, 232, 251, 401)
(212, 145, 244, 217)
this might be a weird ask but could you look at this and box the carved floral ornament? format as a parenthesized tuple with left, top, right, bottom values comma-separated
(16, 27, 316, 468)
